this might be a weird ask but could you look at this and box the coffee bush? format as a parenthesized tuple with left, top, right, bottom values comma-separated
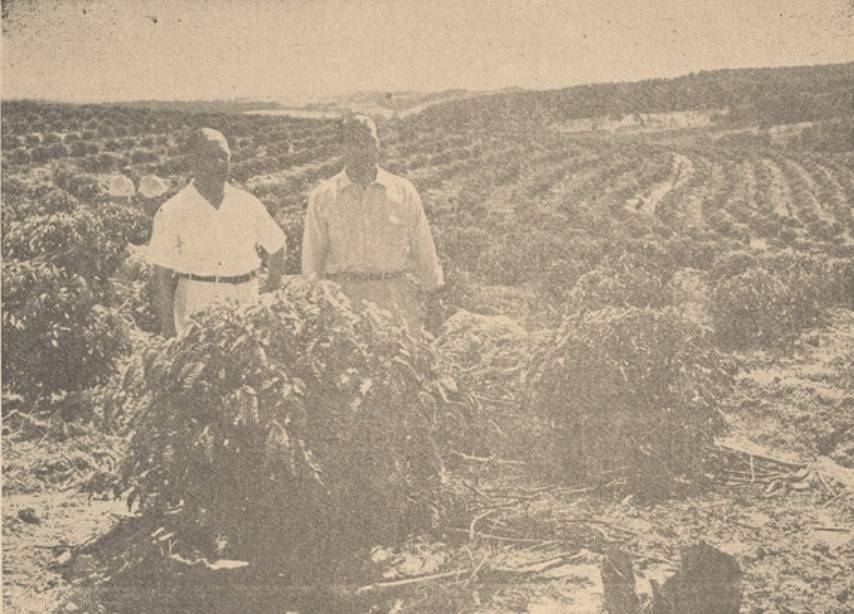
(276, 215, 304, 275)
(114, 279, 466, 568)
(566, 254, 669, 312)
(710, 251, 829, 349)
(2, 185, 148, 407)
(709, 250, 758, 283)
(437, 225, 492, 272)
(2, 261, 129, 399)
(712, 271, 812, 349)
(111, 246, 159, 333)
(824, 258, 854, 308)
(525, 306, 731, 487)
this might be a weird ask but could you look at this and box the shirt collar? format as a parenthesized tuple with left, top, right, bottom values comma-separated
(336, 166, 393, 190)
(187, 179, 234, 210)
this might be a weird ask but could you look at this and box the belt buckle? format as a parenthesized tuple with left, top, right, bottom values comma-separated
(214, 275, 222, 284)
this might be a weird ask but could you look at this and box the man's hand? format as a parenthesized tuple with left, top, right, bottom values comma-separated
(262, 247, 286, 293)
(152, 265, 178, 338)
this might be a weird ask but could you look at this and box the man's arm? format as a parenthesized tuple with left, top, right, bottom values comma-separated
(407, 186, 445, 334)
(262, 247, 286, 292)
(146, 202, 182, 338)
(249, 195, 288, 292)
(409, 188, 444, 292)
(152, 265, 178, 338)
(301, 188, 329, 279)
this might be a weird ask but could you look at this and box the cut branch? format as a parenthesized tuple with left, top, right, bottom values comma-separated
(355, 569, 467, 594)
(714, 441, 807, 469)
(450, 450, 526, 465)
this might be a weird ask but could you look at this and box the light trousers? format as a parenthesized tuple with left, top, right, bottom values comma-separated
(174, 277, 259, 334)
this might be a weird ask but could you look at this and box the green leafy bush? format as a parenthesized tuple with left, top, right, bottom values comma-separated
(3, 185, 77, 220)
(436, 225, 492, 271)
(709, 250, 758, 282)
(53, 169, 106, 203)
(276, 215, 304, 275)
(525, 307, 731, 488)
(97, 202, 152, 247)
(4, 209, 114, 274)
(710, 251, 829, 349)
(114, 279, 463, 569)
(710, 268, 813, 349)
(8, 149, 31, 165)
(475, 229, 599, 295)
(566, 254, 669, 312)
(111, 246, 159, 333)
(635, 236, 733, 277)
(2, 187, 148, 407)
(824, 258, 854, 308)
(474, 239, 526, 285)
(2, 261, 129, 400)
(761, 251, 826, 289)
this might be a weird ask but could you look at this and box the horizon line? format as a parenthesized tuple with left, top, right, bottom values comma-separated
(3, 59, 851, 107)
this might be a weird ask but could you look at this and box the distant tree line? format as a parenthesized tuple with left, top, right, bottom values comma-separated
(415, 62, 854, 130)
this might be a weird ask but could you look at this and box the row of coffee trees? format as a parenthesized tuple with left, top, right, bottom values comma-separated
(4, 98, 849, 447)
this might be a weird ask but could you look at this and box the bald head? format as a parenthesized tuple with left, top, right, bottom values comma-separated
(187, 127, 231, 188)
(187, 127, 231, 157)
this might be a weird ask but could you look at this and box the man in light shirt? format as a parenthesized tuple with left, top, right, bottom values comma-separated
(147, 128, 286, 337)
(301, 115, 444, 332)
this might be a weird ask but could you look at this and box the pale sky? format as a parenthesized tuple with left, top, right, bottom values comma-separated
(2, 0, 853, 103)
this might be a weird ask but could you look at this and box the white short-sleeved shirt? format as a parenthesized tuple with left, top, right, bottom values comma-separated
(147, 182, 286, 276)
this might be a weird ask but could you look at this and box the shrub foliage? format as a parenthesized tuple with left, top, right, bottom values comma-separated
(114, 280, 463, 567)
(566, 254, 669, 312)
(709, 251, 832, 349)
(525, 307, 732, 487)
(2, 187, 147, 404)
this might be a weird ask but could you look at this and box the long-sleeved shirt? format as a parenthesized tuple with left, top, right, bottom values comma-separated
(301, 167, 444, 291)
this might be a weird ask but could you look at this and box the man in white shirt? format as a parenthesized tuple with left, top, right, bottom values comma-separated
(301, 115, 443, 332)
(147, 128, 286, 337)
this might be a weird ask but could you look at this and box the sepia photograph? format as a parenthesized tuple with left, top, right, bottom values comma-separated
(2, 1, 853, 612)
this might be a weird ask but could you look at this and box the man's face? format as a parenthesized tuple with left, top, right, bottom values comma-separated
(189, 137, 230, 186)
(342, 120, 380, 170)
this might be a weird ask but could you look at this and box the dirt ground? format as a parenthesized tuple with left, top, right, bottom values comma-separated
(3, 311, 852, 613)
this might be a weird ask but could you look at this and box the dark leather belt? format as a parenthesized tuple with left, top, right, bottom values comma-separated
(328, 271, 407, 281)
(178, 270, 256, 284)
